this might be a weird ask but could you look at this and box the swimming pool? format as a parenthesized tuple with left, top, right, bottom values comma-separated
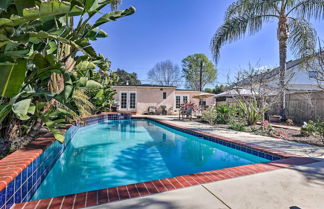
(31, 119, 270, 200)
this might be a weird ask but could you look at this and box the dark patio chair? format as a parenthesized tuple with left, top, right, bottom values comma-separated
(179, 106, 193, 120)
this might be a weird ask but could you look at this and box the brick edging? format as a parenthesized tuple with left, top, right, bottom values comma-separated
(12, 157, 317, 209)
(0, 133, 57, 192)
(0, 113, 130, 209)
(10, 116, 319, 209)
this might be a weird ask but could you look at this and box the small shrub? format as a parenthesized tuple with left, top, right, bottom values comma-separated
(260, 120, 270, 129)
(314, 121, 324, 143)
(237, 101, 261, 125)
(215, 104, 236, 124)
(202, 107, 217, 125)
(300, 121, 316, 137)
(249, 126, 258, 132)
(229, 121, 246, 132)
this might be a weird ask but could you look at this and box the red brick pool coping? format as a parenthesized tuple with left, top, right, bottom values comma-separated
(1, 115, 317, 209)
(0, 132, 57, 192)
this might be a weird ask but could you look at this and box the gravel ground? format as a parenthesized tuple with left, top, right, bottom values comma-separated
(275, 127, 324, 147)
(207, 122, 324, 147)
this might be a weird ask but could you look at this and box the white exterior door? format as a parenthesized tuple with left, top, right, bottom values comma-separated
(175, 95, 189, 109)
(119, 91, 136, 111)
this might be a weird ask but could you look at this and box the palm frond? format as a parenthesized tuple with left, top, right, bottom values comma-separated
(72, 89, 94, 117)
(287, 0, 324, 19)
(54, 100, 80, 121)
(225, 0, 280, 20)
(211, 15, 272, 62)
(288, 18, 317, 57)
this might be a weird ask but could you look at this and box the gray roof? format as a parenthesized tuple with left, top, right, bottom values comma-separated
(232, 58, 304, 87)
(113, 84, 176, 88)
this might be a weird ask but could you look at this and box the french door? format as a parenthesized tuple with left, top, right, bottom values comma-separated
(175, 95, 189, 109)
(119, 91, 136, 111)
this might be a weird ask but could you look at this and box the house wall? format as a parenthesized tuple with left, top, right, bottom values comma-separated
(113, 86, 176, 114)
(266, 63, 321, 89)
(112, 87, 217, 115)
(175, 91, 216, 108)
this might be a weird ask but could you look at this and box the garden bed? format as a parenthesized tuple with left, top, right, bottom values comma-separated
(270, 126, 324, 147)
(203, 122, 324, 147)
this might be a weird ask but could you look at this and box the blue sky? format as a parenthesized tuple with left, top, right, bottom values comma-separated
(92, 0, 324, 86)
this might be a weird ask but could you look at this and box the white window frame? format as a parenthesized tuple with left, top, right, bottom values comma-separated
(174, 94, 189, 110)
(119, 91, 137, 111)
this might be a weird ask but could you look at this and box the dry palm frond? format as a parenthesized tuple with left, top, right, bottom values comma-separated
(72, 89, 95, 117)
(54, 100, 79, 121)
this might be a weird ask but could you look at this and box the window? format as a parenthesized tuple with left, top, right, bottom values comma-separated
(183, 96, 188, 104)
(121, 93, 127, 109)
(130, 93, 136, 109)
(309, 71, 317, 79)
(199, 100, 206, 107)
(176, 96, 181, 108)
(163, 92, 167, 99)
(175, 95, 189, 109)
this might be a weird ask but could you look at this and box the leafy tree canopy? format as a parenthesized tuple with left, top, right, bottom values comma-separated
(114, 69, 141, 85)
(204, 84, 226, 94)
(182, 54, 217, 90)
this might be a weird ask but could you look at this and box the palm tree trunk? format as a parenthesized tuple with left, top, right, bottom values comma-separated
(278, 13, 288, 121)
(279, 38, 287, 120)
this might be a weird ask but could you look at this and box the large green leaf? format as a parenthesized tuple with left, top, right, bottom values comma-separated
(78, 77, 88, 86)
(86, 80, 103, 89)
(0, 103, 12, 123)
(14, 0, 36, 16)
(12, 98, 31, 120)
(93, 6, 135, 28)
(28, 31, 97, 58)
(0, 0, 83, 27)
(0, 59, 27, 98)
(64, 85, 73, 100)
(0, 0, 14, 11)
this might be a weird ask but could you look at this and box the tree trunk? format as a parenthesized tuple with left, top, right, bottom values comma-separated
(277, 14, 288, 121)
(279, 38, 287, 120)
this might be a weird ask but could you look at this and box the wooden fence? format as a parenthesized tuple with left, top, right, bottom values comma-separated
(270, 91, 324, 124)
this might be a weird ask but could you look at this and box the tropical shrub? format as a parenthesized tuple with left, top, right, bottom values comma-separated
(301, 120, 324, 142)
(228, 121, 245, 132)
(0, 0, 135, 147)
(314, 121, 324, 143)
(215, 104, 236, 124)
(301, 121, 316, 137)
(237, 101, 261, 125)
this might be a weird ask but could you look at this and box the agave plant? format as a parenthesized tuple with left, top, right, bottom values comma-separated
(237, 100, 261, 125)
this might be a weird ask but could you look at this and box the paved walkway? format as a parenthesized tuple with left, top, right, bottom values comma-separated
(86, 116, 324, 209)
(139, 115, 324, 159)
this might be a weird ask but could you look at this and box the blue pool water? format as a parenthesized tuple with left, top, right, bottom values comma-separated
(32, 119, 269, 200)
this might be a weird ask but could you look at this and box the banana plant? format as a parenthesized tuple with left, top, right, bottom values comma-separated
(0, 0, 135, 98)
(0, 0, 135, 142)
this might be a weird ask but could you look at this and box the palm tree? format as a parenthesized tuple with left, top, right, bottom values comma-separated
(211, 0, 324, 119)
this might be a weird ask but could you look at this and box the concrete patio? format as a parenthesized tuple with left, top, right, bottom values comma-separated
(88, 161, 324, 209)
(85, 115, 324, 209)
